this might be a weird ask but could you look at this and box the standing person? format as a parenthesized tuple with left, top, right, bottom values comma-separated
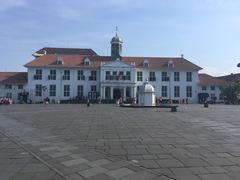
(87, 98, 90, 107)
(159, 96, 163, 104)
(98, 96, 102, 104)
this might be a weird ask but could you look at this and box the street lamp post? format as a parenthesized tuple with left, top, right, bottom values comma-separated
(168, 72, 171, 104)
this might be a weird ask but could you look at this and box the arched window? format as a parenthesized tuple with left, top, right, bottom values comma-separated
(143, 59, 149, 68)
(84, 58, 91, 66)
(168, 60, 174, 68)
(56, 56, 64, 65)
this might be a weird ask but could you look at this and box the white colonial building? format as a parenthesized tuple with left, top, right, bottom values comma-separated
(0, 33, 227, 104)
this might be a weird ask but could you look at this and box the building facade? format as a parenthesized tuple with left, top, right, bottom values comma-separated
(0, 34, 227, 103)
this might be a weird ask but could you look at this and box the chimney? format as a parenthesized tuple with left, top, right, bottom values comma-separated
(181, 54, 184, 58)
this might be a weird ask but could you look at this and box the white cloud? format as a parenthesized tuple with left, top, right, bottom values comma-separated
(0, 0, 28, 12)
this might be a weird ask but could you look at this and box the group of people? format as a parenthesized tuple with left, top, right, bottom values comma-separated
(0, 97, 13, 105)
(155, 97, 189, 105)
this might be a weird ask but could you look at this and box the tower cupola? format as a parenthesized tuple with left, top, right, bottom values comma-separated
(111, 26, 123, 60)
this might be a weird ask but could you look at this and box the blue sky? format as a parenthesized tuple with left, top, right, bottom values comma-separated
(0, 0, 240, 76)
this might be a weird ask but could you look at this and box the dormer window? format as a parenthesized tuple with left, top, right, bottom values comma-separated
(168, 60, 174, 68)
(143, 59, 149, 68)
(56, 56, 64, 65)
(84, 58, 91, 66)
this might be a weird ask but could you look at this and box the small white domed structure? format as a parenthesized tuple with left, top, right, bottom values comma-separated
(138, 79, 156, 106)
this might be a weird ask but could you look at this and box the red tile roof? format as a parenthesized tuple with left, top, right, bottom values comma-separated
(218, 73, 240, 83)
(34, 47, 97, 56)
(0, 72, 27, 84)
(122, 56, 202, 70)
(25, 54, 202, 71)
(25, 55, 112, 69)
(198, 74, 227, 86)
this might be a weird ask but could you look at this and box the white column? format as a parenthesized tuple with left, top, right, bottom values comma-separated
(131, 87, 134, 98)
(123, 87, 126, 101)
(110, 87, 113, 99)
(102, 86, 105, 99)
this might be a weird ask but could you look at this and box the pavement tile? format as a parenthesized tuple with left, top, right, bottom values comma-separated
(62, 158, 89, 167)
(156, 159, 184, 168)
(199, 173, 232, 180)
(106, 167, 136, 179)
(87, 158, 112, 167)
(78, 166, 108, 178)
(206, 166, 228, 173)
(119, 171, 157, 180)
(48, 151, 72, 158)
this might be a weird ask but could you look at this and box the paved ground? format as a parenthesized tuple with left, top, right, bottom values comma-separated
(0, 104, 240, 180)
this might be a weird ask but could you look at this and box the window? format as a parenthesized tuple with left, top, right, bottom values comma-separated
(105, 71, 110, 80)
(202, 86, 207, 91)
(5, 84, 12, 89)
(77, 85, 83, 96)
(186, 72, 192, 82)
(56, 56, 64, 65)
(118, 71, 124, 80)
(211, 93, 216, 101)
(210, 86, 215, 91)
(34, 69, 42, 80)
(149, 72, 156, 81)
(126, 71, 131, 80)
(162, 72, 169, 81)
(112, 71, 117, 80)
(49, 85, 56, 97)
(6, 93, 12, 98)
(162, 86, 168, 97)
(35, 84, 42, 96)
(18, 84, 23, 89)
(168, 60, 174, 68)
(84, 58, 91, 66)
(64, 85, 70, 97)
(91, 85, 97, 92)
(174, 86, 180, 97)
(48, 69, 56, 80)
(89, 71, 97, 81)
(186, 86, 192, 97)
(143, 59, 149, 67)
(137, 71, 142, 81)
(63, 70, 70, 80)
(174, 72, 180, 81)
(78, 70, 85, 80)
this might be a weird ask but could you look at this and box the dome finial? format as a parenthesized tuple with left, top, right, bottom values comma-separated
(115, 26, 118, 36)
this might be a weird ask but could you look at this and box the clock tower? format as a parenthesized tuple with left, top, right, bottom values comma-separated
(111, 27, 123, 60)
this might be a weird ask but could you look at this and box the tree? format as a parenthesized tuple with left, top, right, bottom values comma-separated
(220, 82, 240, 104)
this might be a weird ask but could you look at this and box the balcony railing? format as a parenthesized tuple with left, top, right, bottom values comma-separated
(105, 75, 131, 81)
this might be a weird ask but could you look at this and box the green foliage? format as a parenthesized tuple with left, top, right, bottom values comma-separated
(220, 82, 240, 104)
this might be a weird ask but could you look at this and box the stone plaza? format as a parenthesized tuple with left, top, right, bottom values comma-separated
(0, 104, 240, 180)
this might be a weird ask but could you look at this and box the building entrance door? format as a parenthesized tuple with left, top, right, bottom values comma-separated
(113, 88, 122, 99)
